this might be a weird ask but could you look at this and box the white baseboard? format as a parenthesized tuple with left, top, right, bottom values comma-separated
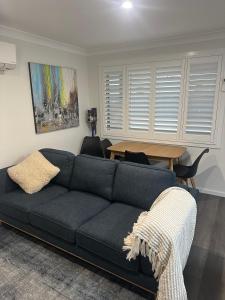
(198, 187, 225, 198)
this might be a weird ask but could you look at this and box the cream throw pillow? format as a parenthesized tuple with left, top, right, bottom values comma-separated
(7, 151, 60, 194)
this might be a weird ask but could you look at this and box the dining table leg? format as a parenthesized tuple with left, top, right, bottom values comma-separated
(110, 152, 115, 160)
(168, 158, 174, 171)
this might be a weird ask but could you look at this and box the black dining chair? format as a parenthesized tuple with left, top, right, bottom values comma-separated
(101, 138, 124, 161)
(124, 151, 150, 165)
(101, 138, 112, 159)
(174, 148, 209, 188)
(80, 136, 104, 157)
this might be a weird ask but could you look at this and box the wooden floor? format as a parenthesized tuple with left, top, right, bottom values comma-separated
(184, 192, 225, 300)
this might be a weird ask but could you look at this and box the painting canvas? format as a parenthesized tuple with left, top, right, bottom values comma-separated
(29, 62, 79, 134)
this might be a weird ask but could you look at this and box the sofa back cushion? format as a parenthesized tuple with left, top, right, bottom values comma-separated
(40, 148, 75, 188)
(70, 155, 117, 200)
(113, 162, 176, 210)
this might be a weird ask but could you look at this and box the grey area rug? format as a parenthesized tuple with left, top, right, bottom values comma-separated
(0, 225, 147, 300)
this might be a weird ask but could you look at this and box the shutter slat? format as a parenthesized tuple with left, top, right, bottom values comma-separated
(185, 58, 218, 135)
(154, 65, 182, 133)
(128, 68, 151, 131)
(104, 70, 123, 130)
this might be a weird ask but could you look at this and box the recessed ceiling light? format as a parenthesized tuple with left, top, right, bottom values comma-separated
(122, 0, 133, 9)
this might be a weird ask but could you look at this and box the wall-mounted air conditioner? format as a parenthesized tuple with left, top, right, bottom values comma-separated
(0, 41, 16, 73)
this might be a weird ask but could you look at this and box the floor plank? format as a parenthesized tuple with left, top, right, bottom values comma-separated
(193, 193, 220, 250)
(184, 193, 225, 300)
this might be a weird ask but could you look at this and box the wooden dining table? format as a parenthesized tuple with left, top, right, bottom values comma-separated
(108, 141, 186, 171)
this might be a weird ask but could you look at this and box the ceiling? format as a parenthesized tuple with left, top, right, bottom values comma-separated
(0, 0, 225, 52)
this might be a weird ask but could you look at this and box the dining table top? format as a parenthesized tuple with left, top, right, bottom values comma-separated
(108, 141, 186, 159)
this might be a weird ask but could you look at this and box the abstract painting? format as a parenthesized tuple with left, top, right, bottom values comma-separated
(29, 62, 79, 134)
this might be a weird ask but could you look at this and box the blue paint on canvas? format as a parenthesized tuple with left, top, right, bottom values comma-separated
(29, 62, 79, 134)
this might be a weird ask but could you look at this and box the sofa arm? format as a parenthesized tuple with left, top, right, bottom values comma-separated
(175, 183, 199, 199)
(0, 167, 18, 195)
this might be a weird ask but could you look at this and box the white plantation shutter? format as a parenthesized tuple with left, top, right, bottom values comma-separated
(128, 67, 151, 131)
(104, 69, 124, 131)
(154, 64, 182, 134)
(184, 56, 221, 139)
(101, 54, 223, 146)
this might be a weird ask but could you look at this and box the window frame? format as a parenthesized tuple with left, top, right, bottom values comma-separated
(99, 51, 225, 149)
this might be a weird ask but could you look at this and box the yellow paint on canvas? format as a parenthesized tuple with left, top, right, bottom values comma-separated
(59, 68, 67, 107)
(43, 65, 52, 104)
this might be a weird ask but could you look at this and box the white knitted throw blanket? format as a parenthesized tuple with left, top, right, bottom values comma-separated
(123, 187, 197, 300)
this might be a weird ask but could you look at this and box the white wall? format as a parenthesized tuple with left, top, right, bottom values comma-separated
(1, 33, 225, 197)
(0, 36, 90, 168)
(87, 39, 225, 197)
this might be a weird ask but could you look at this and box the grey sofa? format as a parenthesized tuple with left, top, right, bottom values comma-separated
(0, 148, 198, 298)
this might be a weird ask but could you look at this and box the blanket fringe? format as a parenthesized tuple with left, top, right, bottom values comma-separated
(123, 234, 141, 261)
(123, 235, 164, 279)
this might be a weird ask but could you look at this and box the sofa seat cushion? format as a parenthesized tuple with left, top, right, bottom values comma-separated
(77, 203, 144, 273)
(0, 185, 68, 223)
(29, 191, 110, 244)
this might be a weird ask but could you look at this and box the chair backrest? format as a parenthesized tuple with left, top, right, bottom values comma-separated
(189, 148, 209, 177)
(101, 138, 112, 159)
(80, 136, 104, 157)
(124, 151, 150, 165)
